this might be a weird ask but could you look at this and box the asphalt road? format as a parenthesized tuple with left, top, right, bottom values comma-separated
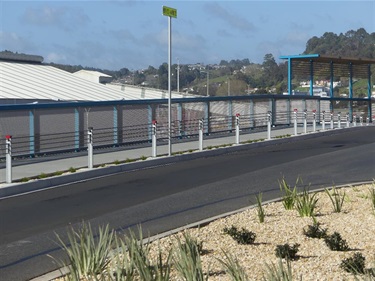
(0, 127, 374, 281)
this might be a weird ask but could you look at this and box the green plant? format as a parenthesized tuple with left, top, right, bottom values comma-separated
(324, 232, 350, 251)
(140, 155, 147, 160)
(340, 252, 366, 275)
(295, 188, 318, 217)
(303, 222, 328, 239)
(325, 186, 346, 213)
(206, 145, 214, 150)
(262, 258, 294, 281)
(370, 185, 375, 213)
(20, 177, 30, 182)
(38, 172, 48, 179)
(68, 167, 77, 173)
(279, 177, 298, 210)
(54, 171, 64, 176)
(173, 232, 208, 281)
(113, 159, 121, 165)
(275, 243, 300, 260)
(217, 250, 249, 281)
(125, 158, 135, 163)
(53, 222, 114, 280)
(223, 226, 256, 245)
(256, 193, 265, 223)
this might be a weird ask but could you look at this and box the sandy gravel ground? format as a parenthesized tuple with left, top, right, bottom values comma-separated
(147, 183, 375, 281)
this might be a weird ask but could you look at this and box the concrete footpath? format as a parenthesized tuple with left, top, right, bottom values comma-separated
(0, 125, 363, 198)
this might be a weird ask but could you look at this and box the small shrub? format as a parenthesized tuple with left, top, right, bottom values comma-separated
(303, 222, 328, 239)
(262, 258, 294, 281)
(223, 226, 256, 245)
(324, 232, 350, 251)
(20, 177, 30, 182)
(38, 173, 48, 179)
(325, 186, 346, 213)
(256, 193, 265, 223)
(275, 243, 300, 260)
(340, 252, 366, 275)
(279, 177, 298, 210)
(68, 167, 77, 173)
(113, 159, 121, 165)
(125, 158, 136, 163)
(54, 171, 64, 176)
(295, 188, 318, 217)
(140, 155, 147, 161)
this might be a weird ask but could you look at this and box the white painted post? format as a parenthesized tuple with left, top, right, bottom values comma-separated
(152, 120, 157, 157)
(235, 113, 240, 144)
(199, 119, 204, 151)
(303, 109, 307, 134)
(346, 113, 350, 128)
(366, 116, 370, 126)
(360, 116, 363, 126)
(353, 114, 357, 127)
(337, 112, 341, 129)
(87, 127, 93, 169)
(312, 110, 316, 132)
(267, 111, 272, 140)
(5, 135, 12, 184)
(294, 109, 298, 136)
(322, 111, 326, 131)
(330, 112, 334, 130)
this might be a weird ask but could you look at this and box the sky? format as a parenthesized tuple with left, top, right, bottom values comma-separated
(0, 0, 374, 71)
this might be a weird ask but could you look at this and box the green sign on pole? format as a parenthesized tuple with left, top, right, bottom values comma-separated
(162, 6, 177, 18)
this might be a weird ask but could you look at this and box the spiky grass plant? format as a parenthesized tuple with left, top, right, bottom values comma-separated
(370, 185, 375, 214)
(325, 186, 346, 213)
(340, 252, 366, 275)
(217, 250, 249, 281)
(262, 258, 294, 281)
(54, 222, 114, 281)
(295, 188, 318, 217)
(256, 192, 265, 223)
(173, 232, 208, 281)
(279, 177, 298, 210)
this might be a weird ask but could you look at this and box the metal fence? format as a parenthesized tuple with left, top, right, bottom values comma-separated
(0, 95, 372, 159)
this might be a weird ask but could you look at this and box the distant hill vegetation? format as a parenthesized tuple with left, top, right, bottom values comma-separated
(2, 28, 374, 96)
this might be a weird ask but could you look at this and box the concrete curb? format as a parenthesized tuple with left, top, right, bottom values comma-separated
(0, 127, 365, 199)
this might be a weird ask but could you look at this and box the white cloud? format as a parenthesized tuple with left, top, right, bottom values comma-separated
(0, 31, 36, 53)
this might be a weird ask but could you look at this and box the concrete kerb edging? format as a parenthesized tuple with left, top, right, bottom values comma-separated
(0, 126, 366, 199)
(30, 180, 374, 281)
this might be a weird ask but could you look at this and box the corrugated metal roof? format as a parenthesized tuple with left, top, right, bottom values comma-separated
(0, 61, 194, 102)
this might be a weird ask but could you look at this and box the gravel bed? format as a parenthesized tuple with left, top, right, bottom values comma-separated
(147, 184, 375, 280)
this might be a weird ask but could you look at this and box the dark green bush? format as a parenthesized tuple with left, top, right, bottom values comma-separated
(223, 226, 256, 245)
(324, 232, 350, 251)
(340, 252, 366, 274)
(275, 243, 300, 260)
(303, 222, 328, 239)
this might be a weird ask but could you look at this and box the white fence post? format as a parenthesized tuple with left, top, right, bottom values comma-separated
(235, 113, 240, 144)
(294, 109, 298, 136)
(267, 111, 272, 140)
(312, 110, 316, 132)
(330, 112, 334, 130)
(360, 116, 363, 126)
(303, 109, 307, 134)
(87, 127, 93, 169)
(346, 113, 350, 128)
(152, 120, 157, 157)
(353, 114, 357, 127)
(337, 112, 341, 129)
(322, 111, 326, 131)
(5, 135, 12, 184)
(199, 119, 204, 151)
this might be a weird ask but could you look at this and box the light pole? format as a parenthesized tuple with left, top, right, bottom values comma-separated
(163, 5, 177, 157)
(201, 70, 209, 97)
(177, 58, 180, 93)
(227, 76, 230, 96)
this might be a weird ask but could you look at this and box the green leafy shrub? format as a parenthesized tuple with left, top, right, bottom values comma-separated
(223, 226, 256, 245)
(325, 186, 346, 213)
(173, 232, 208, 281)
(54, 222, 114, 280)
(340, 252, 366, 275)
(303, 222, 328, 239)
(38, 172, 48, 179)
(324, 232, 350, 251)
(295, 188, 318, 217)
(275, 243, 300, 260)
(68, 167, 77, 173)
